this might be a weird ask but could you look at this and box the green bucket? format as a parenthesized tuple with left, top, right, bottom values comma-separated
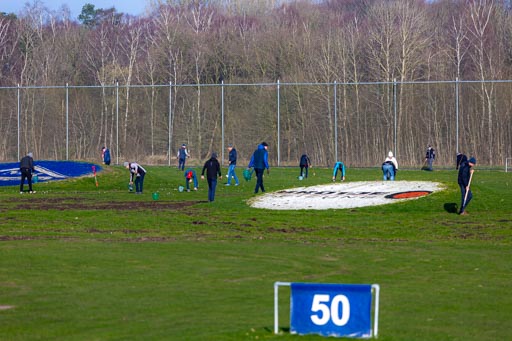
(152, 192, 159, 200)
(32, 175, 38, 183)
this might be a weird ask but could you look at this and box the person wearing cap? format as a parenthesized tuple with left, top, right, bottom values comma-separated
(101, 146, 111, 165)
(332, 161, 346, 182)
(299, 153, 311, 178)
(425, 144, 435, 171)
(177, 144, 190, 171)
(201, 153, 222, 202)
(226, 144, 239, 186)
(124, 161, 147, 194)
(184, 168, 198, 192)
(19, 152, 36, 194)
(248, 142, 270, 194)
(458, 157, 476, 215)
(382, 151, 398, 181)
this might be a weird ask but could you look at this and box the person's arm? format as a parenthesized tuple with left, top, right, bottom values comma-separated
(264, 151, 269, 169)
(201, 163, 207, 178)
(248, 153, 254, 169)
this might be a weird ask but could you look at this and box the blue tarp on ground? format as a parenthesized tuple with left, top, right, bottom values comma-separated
(0, 161, 102, 187)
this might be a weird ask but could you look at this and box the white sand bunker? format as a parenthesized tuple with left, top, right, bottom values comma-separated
(249, 181, 444, 210)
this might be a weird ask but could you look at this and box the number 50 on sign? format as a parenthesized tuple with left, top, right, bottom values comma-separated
(274, 282, 379, 338)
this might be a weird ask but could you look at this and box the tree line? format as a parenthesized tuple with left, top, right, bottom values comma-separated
(0, 0, 511, 167)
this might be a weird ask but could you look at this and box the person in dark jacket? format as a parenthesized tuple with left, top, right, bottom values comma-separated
(458, 157, 476, 215)
(456, 153, 467, 170)
(201, 153, 222, 202)
(226, 144, 239, 186)
(19, 152, 35, 194)
(248, 142, 270, 194)
(299, 154, 311, 178)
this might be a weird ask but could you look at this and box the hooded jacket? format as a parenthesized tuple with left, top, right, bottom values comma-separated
(248, 144, 269, 170)
(202, 155, 221, 180)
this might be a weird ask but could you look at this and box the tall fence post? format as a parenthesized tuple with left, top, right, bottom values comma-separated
(221, 80, 225, 166)
(17, 84, 20, 160)
(455, 77, 460, 154)
(334, 80, 338, 162)
(168, 82, 173, 166)
(393, 78, 397, 156)
(66, 83, 69, 160)
(277, 79, 281, 166)
(116, 81, 119, 165)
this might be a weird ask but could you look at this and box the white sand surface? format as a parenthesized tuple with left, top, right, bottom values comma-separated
(248, 181, 444, 210)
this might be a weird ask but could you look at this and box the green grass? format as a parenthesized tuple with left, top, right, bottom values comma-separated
(0, 165, 511, 340)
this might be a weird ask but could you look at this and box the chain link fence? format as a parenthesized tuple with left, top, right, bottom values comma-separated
(1, 80, 511, 168)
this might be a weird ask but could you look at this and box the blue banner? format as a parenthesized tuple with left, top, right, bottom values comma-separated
(290, 283, 372, 338)
(0, 161, 101, 186)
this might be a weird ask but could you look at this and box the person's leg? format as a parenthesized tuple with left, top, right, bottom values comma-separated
(382, 165, 388, 180)
(28, 171, 33, 192)
(300, 166, 304, 177)
(305, 166, 309, 178)
(193, 176, 198, 189)
(260, 170, 265, 192)
(428, 158, 433, 171)
(254, 168, 263, 193)
(210, 179, 217, 201)
(186, 179, 190, 190)
(20, 170, 26, 192)
(390, 167, 395, 181)
(207, 179, 214, 201)
(459, 184, 467, 213)
(233, 166, 239, 185)
(462, 189, 472, 212)
(227, 165, 234, 185)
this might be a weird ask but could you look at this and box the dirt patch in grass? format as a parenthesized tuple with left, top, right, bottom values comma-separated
(5, 197, 202, 211)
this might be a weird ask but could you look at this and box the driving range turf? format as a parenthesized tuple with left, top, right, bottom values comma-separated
(0, 165, 511, 340)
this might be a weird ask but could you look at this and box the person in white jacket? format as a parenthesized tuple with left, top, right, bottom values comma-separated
(382, 151, 398, 181)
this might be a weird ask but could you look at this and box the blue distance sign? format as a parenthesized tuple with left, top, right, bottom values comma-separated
(290, 283, 373, 338)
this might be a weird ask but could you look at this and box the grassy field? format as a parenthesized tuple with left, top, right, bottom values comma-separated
(0, 165, 511, 340)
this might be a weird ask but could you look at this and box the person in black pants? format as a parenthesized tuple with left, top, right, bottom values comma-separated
(458, 157, 476, 215)
(201, 153, 222, 202)
(19, 152, 36, 194)
(248, 142, 270, 194)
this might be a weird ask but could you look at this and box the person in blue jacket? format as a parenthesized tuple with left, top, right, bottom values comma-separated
(101, 146, 111, 165)
(184, 168, 198, 192)
(332, 161, 345, 182)
(248, 142, 270, 194)
(299, 154, 311, 178)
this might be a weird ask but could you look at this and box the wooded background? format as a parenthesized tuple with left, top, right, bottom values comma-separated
(0, 0, 511, 167)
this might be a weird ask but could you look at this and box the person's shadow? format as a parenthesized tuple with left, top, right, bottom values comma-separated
(444, 203, 458, 214)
